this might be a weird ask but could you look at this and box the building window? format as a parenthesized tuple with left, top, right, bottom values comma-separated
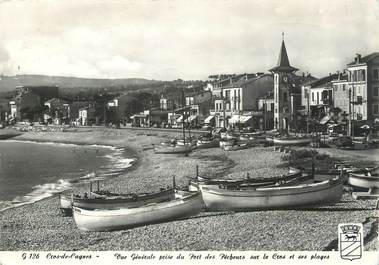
(283, 92, 287, 102)
(304, 89, 308, 98)
(373, 69, 379, 80)
(362, 70, 366, 81)
(374, 87, 379, 97)
(374, 104, 378, 115)
(342, 84, 346, 91)
(312, 92, 314, 101)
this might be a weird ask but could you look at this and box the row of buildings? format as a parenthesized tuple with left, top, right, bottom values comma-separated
(1, 85, 97, 126)
(149, 38, 378, 135)
(1, 37, 378, 136)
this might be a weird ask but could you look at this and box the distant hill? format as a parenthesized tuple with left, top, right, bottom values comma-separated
(0, 74, 163, 92)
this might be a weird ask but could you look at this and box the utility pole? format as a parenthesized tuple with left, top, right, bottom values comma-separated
(306, 90, 310, 135)
(263, 99, 267, 131)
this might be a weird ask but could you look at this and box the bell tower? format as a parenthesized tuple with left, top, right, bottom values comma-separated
(269, 33, 298, 131)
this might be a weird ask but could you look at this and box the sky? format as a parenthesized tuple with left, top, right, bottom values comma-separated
(0, 0, 378, 80)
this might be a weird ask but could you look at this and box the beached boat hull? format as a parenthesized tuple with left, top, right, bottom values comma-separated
(223, 143, 248, 151)
(219, 140, 236, 148)
(273, 137, 317, 146)
(154, 145, 193, 154)
(73, 191, 203, 231)
(196, 139, 219, 149)
(200, 176, 343, 211)
(348, 172, 379, 189)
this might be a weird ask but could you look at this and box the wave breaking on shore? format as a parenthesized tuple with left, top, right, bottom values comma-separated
(0, 141, 135, 212)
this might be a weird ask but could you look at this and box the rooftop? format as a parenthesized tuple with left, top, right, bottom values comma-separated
(347, 52, 379, 66)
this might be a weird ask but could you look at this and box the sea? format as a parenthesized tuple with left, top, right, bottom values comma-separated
(0, 140, 135, 211)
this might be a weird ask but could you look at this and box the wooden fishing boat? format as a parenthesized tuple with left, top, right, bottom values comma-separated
(176, 137, 196, 146)
(189, 168, 306, 191)
(242, 131, 265, 137)
(196, 138, 219, 149)
(300, 164, 379, 176)
(160, 139, 177, 146)
(348, 168, 379, 190)
(238, 134, 261, 144)
(154, 144, 193, 154)
(73, 190, 203, 231)
(219, 138, 237, 148)
(59, 188, 176, 216)
(200, 175, 343, 211)
(223, 143, 248, 151)
(273, 136, 318, 146)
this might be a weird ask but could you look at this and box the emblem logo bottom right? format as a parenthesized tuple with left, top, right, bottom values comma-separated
(339, 223, 363, 261)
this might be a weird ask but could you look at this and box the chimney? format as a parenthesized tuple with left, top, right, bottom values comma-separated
(302, 72, 305, 77)
(356, 53, 361, 64)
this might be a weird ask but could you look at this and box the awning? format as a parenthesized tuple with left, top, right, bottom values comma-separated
(187, 115, 198, 123)
(240, 115, 252, 123)
(229, 115, 252, 124)
(319, 115, 331, 125)
(229, 115, 240, 123)
(131, 114, 147, 119)
(204, 115, 215, 123)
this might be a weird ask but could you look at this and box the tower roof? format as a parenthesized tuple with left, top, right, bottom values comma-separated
(269, 38, 298, 73)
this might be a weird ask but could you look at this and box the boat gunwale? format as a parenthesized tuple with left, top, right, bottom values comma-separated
(73, 191, 202, 217)
(200, 176, 342, 197)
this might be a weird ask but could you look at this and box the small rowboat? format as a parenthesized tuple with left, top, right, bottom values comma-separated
(154, 144, 193, 154)
(59, 188, 176, 216)
(200, 175, 343, 211)
(73, 190, 203, 231)
(273, 136, 318, 146)
(223, 143, 248, 151)
(189, 168, 306, 191)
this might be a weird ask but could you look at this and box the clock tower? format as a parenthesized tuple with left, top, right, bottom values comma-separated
(269, 34, 298, 132)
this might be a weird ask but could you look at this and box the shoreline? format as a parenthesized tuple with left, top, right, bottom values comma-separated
(0, 128, 377, 251)
(0, 136, 139, 213)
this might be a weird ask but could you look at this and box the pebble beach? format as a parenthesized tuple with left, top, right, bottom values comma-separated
(0, 127, 378, 251)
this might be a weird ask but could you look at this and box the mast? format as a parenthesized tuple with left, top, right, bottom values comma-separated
(182, 89, 186, 144)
